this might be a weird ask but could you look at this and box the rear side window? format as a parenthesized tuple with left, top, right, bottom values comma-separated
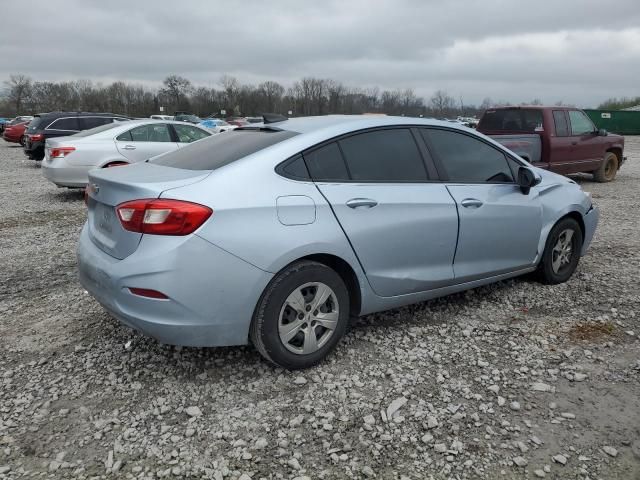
(479, 109, 543, 133)
(280, 155, 310, 180)
(304, 142, 349, 181)
(568, 110, 595, 136)
(553, 111, 569, 137)
(81, 117, 111, 130)
(47, 117, 80, 131)
(424, 129, 514, 183)
(150, 129, 298, 170)
(173, 124, 211, 143)
(338, 129, 428, 182)
(128, 124, 172, 142)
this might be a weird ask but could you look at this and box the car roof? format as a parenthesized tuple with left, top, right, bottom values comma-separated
(36, 111, 129, 119)
(256, 114, 469, 135)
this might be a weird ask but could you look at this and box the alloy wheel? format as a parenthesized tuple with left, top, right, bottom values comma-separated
(278, 282, 339, 355)
(551, 229, 574, 274)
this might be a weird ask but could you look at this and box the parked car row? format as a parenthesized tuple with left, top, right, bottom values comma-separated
(0, 115, 34, 135)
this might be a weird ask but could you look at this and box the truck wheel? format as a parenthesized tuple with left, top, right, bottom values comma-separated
(593, 152, 618, 182)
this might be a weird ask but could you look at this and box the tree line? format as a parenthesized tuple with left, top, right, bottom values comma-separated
(597, 97, 640, 111)
(1, 73, 567, 119)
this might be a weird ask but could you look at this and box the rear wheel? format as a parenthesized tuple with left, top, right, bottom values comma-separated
(593, 152, 618, 182)
(537, 217, 583, 284)
(250, 260, 350, 369)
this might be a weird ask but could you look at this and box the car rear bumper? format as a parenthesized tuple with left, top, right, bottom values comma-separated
(77, 224, 273, 347)
(581, 205, 599, 256)
(42, 159, 92, 188)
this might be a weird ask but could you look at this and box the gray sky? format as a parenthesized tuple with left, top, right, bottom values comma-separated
(2, 0, 639, 107)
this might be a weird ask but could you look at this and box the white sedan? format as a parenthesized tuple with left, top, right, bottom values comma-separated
(41, 120, 212, 188)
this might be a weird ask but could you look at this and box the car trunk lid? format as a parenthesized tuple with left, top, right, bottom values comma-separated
(85, 163, 210, 259)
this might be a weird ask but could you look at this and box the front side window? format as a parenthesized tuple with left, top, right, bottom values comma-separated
(125, 124, 173, 142)
(553, 110, 569, 137)
(338, 129, 428, 182)
(47, 117, 80, 131)
(568, 110, 595, 136)
(173, 124, 211, 143)
(424, 129, 514, 183)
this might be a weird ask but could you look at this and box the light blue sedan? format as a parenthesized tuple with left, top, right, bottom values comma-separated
(78, 115, 598, 369)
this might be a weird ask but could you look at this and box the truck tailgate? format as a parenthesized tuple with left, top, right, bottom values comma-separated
(489, 134, 542, 164)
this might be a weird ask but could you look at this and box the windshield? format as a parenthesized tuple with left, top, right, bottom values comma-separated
(178, 115, 201, 122)
(478, 108, 544, 133)
(150, 128, 298, 170)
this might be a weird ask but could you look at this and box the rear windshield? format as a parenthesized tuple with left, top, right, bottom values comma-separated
(73, 122, 125, 137)
(478, 109, 544, 133)
(150, 128, 299, 170)
(26, 117, 45, 133)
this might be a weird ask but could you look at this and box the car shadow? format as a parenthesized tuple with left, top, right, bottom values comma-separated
(44, 188, 85, 203)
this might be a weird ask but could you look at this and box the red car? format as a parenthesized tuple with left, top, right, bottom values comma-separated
(2, 121, 29, 145)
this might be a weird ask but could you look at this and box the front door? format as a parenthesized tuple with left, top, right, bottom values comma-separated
(565, 110, 603, 173)
(305, 129, 459, 297)
(421, 127, 543, 281)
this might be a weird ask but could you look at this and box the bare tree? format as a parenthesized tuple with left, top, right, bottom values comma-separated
(3, 74, 32, 114)
(430, 90, 456, 118)
(160, 75, 193, 111)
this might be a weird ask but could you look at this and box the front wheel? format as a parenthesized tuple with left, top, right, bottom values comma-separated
(250, 260, 350, 369)
(537, 217, 583, 284)
(593, 152, 618, 182)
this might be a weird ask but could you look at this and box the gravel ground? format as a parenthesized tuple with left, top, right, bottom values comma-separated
(0, 138, 639, 480)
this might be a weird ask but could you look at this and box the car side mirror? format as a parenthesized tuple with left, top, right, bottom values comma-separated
(517, 167, 540, 194)
(597, 128, 608, 136)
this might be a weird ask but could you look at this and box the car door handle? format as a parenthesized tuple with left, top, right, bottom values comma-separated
(346, 198, 378, 209)
(571, 141, 578, 145)
(122, 145, 136, 150)
(460, 198, 483, 209)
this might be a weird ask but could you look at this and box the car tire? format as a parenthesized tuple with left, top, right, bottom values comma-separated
(250, 260, 350, 370)
(593, 152, 618, 182)
(537, 217, 583, 285)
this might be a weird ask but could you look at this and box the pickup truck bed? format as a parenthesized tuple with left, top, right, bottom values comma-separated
(489, 134, 542, 163)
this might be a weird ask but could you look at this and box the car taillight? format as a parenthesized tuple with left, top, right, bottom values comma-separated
(29, 134, 44, 141)
(50, 146, 75, 158)
(116, 199, 212, 235)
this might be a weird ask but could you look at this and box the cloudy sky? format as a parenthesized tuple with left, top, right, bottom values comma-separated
(2, 0, 640, 107)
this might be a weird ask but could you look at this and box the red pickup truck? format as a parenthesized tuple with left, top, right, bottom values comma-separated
(477, 106, 625, 182)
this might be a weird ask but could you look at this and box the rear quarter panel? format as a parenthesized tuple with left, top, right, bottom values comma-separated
(160, 151, 371, 294)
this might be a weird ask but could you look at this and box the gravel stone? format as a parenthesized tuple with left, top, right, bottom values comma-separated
(553, 454, 568, 465)
(185, 406, 202, 417)
(513, 456, 528, 467)
(602, 446, 618, 457)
